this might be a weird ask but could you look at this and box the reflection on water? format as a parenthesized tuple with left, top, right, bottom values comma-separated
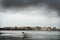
(22, 37, 31, 40)
(0, 31, 60, 40)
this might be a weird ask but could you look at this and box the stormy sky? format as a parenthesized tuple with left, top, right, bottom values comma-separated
(0, 0, 60, 27)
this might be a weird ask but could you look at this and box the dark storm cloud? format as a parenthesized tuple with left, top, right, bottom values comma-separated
(0, 0, 60, 17)
(2, 0, 42, 8)
(2, 0, 60, 8)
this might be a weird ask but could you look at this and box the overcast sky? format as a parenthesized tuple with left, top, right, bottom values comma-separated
(0, 0, 60, 28)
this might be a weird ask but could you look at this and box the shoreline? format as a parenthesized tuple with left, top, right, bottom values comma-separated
(0, 30, 60, 31)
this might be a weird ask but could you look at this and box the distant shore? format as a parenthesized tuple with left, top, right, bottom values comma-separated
(0, 29, 60, 31)
(0, 26, 60, 31)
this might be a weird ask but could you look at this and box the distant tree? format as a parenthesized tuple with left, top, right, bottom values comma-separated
(47, 27, 52, 30)
(36, 26, 41, 30)
(53, 27, 57, 31)
(27, 26, 33, 30)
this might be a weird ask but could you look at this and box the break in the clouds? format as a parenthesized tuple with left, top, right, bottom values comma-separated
(0, 0, 60, 27)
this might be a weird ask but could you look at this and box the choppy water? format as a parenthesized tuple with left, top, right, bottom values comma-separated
(0, 30, 60, 40)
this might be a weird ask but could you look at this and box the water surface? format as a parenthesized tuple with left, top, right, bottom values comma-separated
(0, 30, 60, 40)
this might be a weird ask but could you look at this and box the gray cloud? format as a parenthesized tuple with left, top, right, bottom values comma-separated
(1, 0, 60, 9)
(0, 0, 60, 17)
(0, 0, 60, 18)
(0, 0, 60, 27)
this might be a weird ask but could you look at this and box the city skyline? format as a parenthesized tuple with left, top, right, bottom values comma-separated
(0, 26, 60, 31)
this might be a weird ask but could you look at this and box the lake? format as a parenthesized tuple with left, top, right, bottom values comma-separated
(0, 30, 60, 40)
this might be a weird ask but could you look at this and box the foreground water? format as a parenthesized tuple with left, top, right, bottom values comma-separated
(0, 30, 60, 40)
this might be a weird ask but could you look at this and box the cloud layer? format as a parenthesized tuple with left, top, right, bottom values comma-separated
(0, 0, 60, 27)
(0, 0, 60, 17)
